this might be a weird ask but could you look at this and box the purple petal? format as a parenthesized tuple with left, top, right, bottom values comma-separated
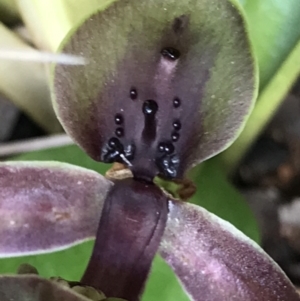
(0, 275, 90, 301)
(0, 161, 112, 257)
(53, 0, 256, 179)
(159, 200, 300, 301)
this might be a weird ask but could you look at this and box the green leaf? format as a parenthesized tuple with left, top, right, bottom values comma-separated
(219, 1, 300, 171)
(0, 242, 187, 301)
(0, 275, 92, 301)
(239, 0, 300, 89)
(0, 0, 19, 25)
(221, 37, 300, 172)
(143, 256, 189, 301)
(0, 241, 93, 279)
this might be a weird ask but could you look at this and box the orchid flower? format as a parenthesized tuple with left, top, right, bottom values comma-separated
(0, 0, 300, 300)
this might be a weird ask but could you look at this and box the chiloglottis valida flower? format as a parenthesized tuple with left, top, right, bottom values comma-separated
(0, 0, 300, 300)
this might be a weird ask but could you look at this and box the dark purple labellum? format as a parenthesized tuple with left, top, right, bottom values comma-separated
(81, 178, 168, 301)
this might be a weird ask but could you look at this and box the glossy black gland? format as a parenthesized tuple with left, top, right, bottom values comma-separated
(158, 143, 165, 153)
(115, 127, 124, 137)
(171, 132, 180, 142)
(124, 144, 135, 160)
(161, 47, 181, 60)
(155, 140, 178, 178)
(101, 137, 135, 164)
(173, 120, 181, 131)
(130, 88, 138, 100)
(158, 142, 174, 155)
(108, 137, 121, 149)
(173, 97, 181, 108)
(142, 100, 158, 142)
(115, 114, 123, 125)
(143, 100, 158, 116)
(156, 154, 180, 179)
(164, 143, 174, 154)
